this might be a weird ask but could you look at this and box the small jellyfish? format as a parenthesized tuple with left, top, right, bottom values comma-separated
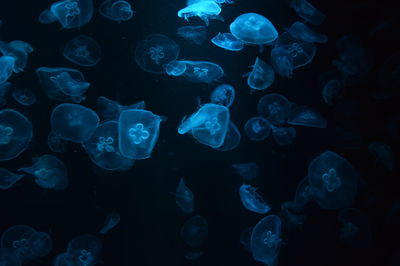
(244, 116, 271, 141)
(164, 60, 187, 76)
(244, 57, 275, 91)
(65, 234, 102, 266)
(294, 176, 314, 211)
(280, 201, 306, 229)
(239, 184, 271, 214)
(0, 168, 24, 189)
(177, 26, 207, 45)
(0, 109, 32, 161)
(12, 88, 36, 106)
(27, 232, 53, 259)
(135, 34, 180, 74)
(0, 40, 33, 73)
(271, 126, 296, 146)
(257, 93, 291, 125)
(368, 141, 394, 171)
(338, 208, 372, 248)
(99, 213, 121, 234)
(0, 225, 36, 263)
(175, 178, 194, 214)
(48, 131, 68, 153)
(177, 1, 222, 26)
(322, 79, 344, 105)
(287, 21, 328, 44)
(232, 163, 259, 182)
(180, 60, 224, 84)
(18, 154, 69, 190)
(96, 96, 145, 120)
(181, 215, 208, 248)
(0, 248, 20, 266)
(270, 46, 294, 78)
(211, 32, 244, 51)
(289, 0, 326, 25)
(210, 84, 235, 107)
(99, 0, 134, 22)
(214, 121, 241, 151)
(63, 35, 101, 67)
(0, 56, 16, 84)
(288, 105, 327, 128)
(50, 103, 99, 143)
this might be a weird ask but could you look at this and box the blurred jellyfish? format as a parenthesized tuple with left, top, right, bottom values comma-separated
(289, 0, 325, 25)
(0, 82, 11, 101)
(211, 33, 244, 51)
(287, 21, 328, 44)
(99, 213, 121, 234)
(99, 0, 134, 22)
(12, 88, 36, 106)
(244, 116, 271, 141)
(288, 105, 327, 128)
(19, 154, 69, 190)
(232, 163, 259, 182)
(338, 208, 372, 248)
(63, 35, 101, 67)
(0, 56, 15, 84)
(135, 34, 180, 74)
(181, 216, 208, 248)
(0, 225, 36, 263)
(180, 60, 224, 84)
(210, 84, 235, 107)
(0, 40, 33, 73)
(214, 121, 241, 151)
(280, 201, 306, 230)
(244, 57, 275, 91)
(257, 93, 291, 125)
(239, 184, 271, 214)
(177, 26, 207, 45)
(96, 96, 145, 120)
(240, 226, 253, 252)
(270, 46, 294, 78)
(0, 248, 21, 266)
(0, 168, 24, 189)
(322, 79, 344, 105)
(0, 109, 32, 161)
(294, 176, 314, 211)
(271, 126, 296, 146)
(177, 1, 222, 26)
(25, 231, 53, 260)
(48, 131, 68, 153)
(64, 234, 102, 266)
(368, 141, 394, 171)
(164, 60, 187, 76)
(175, 178, 194, 214)
(50, 103, 99, 143)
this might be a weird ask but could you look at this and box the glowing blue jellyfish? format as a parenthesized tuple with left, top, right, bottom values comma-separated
(118, 109, 162, 160)
(180, 60, 224, 84)
(244, 57, 275, 91)
(0, 248, 20, 266)
(210, 84, 235, 107)
(281, 201, 307, 229)
(177, 26, 207, 45)
(229, 13, 278, 46)
(368, 141, 394, 171)
(289, 0, 325, 25)
(135, 34, 180, 74)
(257, 93, 291, 125)
(175, 178, 194, 214)
(0, 225, 36, 263)
(177, 1, 222, 26)
(338, 208, 372, 248)
(232, 163, 258, 182)
(211, 32, 244, 51)
(26, 232, 53, 260)
(288, 105, 327, 128)
(272, 126, 296, 146)
(294, 176, 314, 211)
(51, 103, 99, 143)
(308, 150, 358, 209)
(215, 121, 241, 151)
(64, 234, 102, 266)
(96, 96, 145, 120)
(287, 21, 328, 44)
(83, 121, 134, 170)
(0, 109, 32, 161)
(0, 168, 24, 189)
(99, 213, 121, 234)
(178, 103, 230, 148)
(99, 0, 134, 22)
(39, 0, 94, 29)
(47, 131, 68, 153)
(164, 60, 187, 77)
(250, 215, 282, 265)
(187, 0, 233, 4)
(12, 88, 36, 106)
(322, 79, 343, 105)
(0, 40, 33, 73)
(271, 46, 294, 78)
(181, 216, 208, 248)
(18, 154, 69, 190)
(244, 116, 271, 141)
(239, 184, 271, 214)
(63, 35, 101, 67)
(0, 56, 15, 84)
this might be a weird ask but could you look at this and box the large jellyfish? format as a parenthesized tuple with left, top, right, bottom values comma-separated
(177, 26, 207, 45)
(0, 40, 33, 73)
(96, 96, 145, 120)
(0, 168, 24, 189)
(181, 216, 208, 248)
(210, 84, 235, 107)
(99, 213, 121, 234)
(177, 1, 222, 26)
(63, 35, 101, 67)
(175, 178, 194, 214)
(287, 105, 327, 128)
(257, 93, 291, 125)
(289, 0, 326, 25)
(244, 57, 275, 91)
(239, 184, 271, 214)
(99, 0, 134, 22)
(244, 116, 271, 141)
(211, 32, 244, 51)
(180, 60, 224, 84)
(12, 88, 36, 106)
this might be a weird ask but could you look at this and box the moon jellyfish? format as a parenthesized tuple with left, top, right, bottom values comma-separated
(50, 103, 99, 143)
(83, 121, 134, 170)
(177, 1, 222, 26)
(232, 163, 259, 182)
(18, 154, 69, 190)
(63, 35, 101, 67)
(12, 88, 36, 106)
(239, 184, 271, 214)
(175, 178, 194, 214)
(0, 168, 24, 189)
(99, 0, 134, 22)
(0, 248, 20, 266)
(0, 40, 33, 73)
(294, 176, 314, 211)
(210, 84, 235, 107)
(368, 141, 394, 171)
(99, 213, 121, 234)
(289, 0, 326, 25)
(135, 34, 180, 74)
(177, 26, 207, 45)
(244, 57, 275, 91)
(244, 116, 271, 141)
(215, 121, 241, 151)
(96, 96, 145, 120)
(180, 60, 224, 84)
(164, 60, 187, 77)
(271, 46, 294, 78)
(0, 56, 15, 84)
(0, 225, 36, 263)
(271, 126, 296, 146)
(48, 131, 68, 153)
(118, 109, 162, 160)
(178, 103, 230, 148)
(26, 231, 53, 260)
(0, 109, 32, 161)
(257, 93, 291, 125)
(229, 13, 278, 46)
(250, 215, 282, 265)
(288, 105, 327, 128)
(308, 150, 358, 210)
(38, 0, 94, 29)
(211, 32, 244, 51)
(338, 208, 372, 248)
(181, 216, 208, 248)
(287, 21, 328, 44)
(64, 235, 102, 266)
(322, 79, 344, 105)
(280, 201, 306, 229)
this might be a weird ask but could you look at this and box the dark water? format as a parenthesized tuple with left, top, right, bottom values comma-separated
(0, 0, 399, 265)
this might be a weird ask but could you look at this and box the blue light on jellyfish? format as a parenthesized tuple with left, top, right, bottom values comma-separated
(288, 105, 327, 128)
(232, 162, 259, 182)
(244, 116, 271, 141)
(135, 34, 180, 74)
(63, 35, 101, 67)
(0, 224, 36, 263)
(271, 46, 294, 78)
(0, 109, 32, 162)
(96, 96, 145, 120)
(179, 60, 224, 84)
(239, 184, 271, 214)
(257, 93, 291, 125)
(177, 26, 207, 45)
(271, 126, 296, 146)
(322, 79, 343, 105)
(175, 178, 194, 214)
(99, 213, 121, 234)
(48, 131, 68, 153)
(99, 0, 134, 22)
(62, 234, 102, 266)
(244, 57, 275, 91)
(181, 216, 208, 248)
(177, 1, 222, 26)
(287, 21, 328, 44)
(0, 40, 33, 73)
(0, 56, 15, 85)
(164, 60, 187, 77)
(211, 33, 244, 51)
(12, 88, 36, 106)
(289, 0, 326, 25)
(280, 201, 307, 229)
(26, 231, 53, 260)
(0, 168, 24, 189)
(294, 176, 314, 211)
(214, 121, 241, 151)
(210, 84, 235, 107)
(368, 141, 394, 171)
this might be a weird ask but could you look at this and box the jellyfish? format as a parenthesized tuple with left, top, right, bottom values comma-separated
(287, 21, 328, 44)
(257, 93, 291, 125)
(0, 109, 32, 161)
(135, 34, 180, 74)
(177, 26, 207, 45)
(50, 103, 99, 143)
(118, 109, 162, 160)
(99, 0, 134, 22)
(64, 235, 102, 266)
(18, 154, 69, 190)
(368, 141, 394, 171)
(239, 184, 271, 214)
(211, 32, 244, 51)
(214, 121, 241, 151)
(322, 79, 344, 105)
(26, 232, 53, 259)
(244, 116, 271, 141)
(175, 178, 194, 214)
(0, 40, 33, 73)
(181, 216, 208, 248)
(177, 1, 222, 26)
(96, 96, 145, 120)
(0, 168, 24, 189)
(229, 13, 278, 47)
(280, 201, 306, 229)
(99, 213, 121, 234)
(0, 225, 36, 263)
(164, 60, 187, 77)
(38, 0, 94, 29)
(308, 150, 358, 209)
(180, 60, 224, 84)
(187, 0, 233, 4)
(0, 248, 20, 266)
(294, 176, 314, 211)
(12, 88, 36, 106)
(287, 105, 327, 128)
(47, 131, 68, 153)
(338, 208, 372, 248)
(244, 57, 275, 91)
(0, 56, 15, 84)
(270, 46, 294, 78)
(210, 84, 235, 107)
(63, 35, 101, 67)
(83, 121, 134, 170)
(289, 0, 325, 25)
(178, 103, 230, 148)
(271, 126, 296, 146)
(250, 215, 282, 265)
(232, 163, 259, 182)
